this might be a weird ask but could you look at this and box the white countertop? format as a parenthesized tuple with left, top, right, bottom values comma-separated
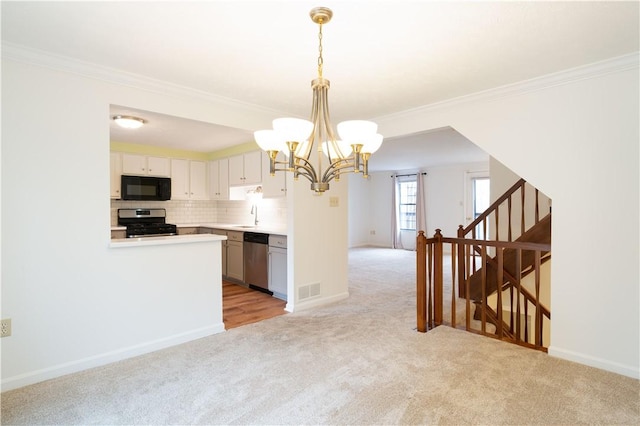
(182, 223, 287, 236)
(110, 233, 226, 248)
(111, 223, 287, 236)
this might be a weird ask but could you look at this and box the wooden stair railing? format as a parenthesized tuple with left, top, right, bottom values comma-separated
(458, 179, 551, 297)
(417, 178, 551, 351)
(467, 213, 552, 302)
(417, 231, 551, 351)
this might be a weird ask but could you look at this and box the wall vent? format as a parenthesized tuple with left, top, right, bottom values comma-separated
(299, 282, 321, 300)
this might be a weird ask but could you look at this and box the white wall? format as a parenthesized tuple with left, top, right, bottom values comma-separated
(376, 55, 640, 378)
(0, 57, 270, 390)
(348, 172, 393, 247)
(287, 176, 349, 311)
(347, 174, 370, 247)
(349, 162, 489, 248)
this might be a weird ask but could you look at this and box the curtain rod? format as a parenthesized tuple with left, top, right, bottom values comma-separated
(390, 172, 427, 178)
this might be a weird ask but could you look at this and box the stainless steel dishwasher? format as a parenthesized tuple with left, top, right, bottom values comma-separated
(243, 232, 270, 294)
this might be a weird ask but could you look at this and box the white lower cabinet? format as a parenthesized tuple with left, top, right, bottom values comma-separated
(268, 235, 287, 300)
(204, 228, 228, 276)
(226, 231, 244, 282)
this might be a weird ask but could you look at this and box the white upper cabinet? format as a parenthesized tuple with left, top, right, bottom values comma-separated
(209, 158, 229, 200)
(261, 151, 287, 198)
(229, 151, 262, 185)
(122, 154, 170, 177)
(110, 152, 122, 199)
(171, 159, 208, 200)
(189, 160, 208, 200)
(171, 159, 190, 200)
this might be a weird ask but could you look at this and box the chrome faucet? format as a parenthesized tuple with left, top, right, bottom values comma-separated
(251, 204, 259, 226)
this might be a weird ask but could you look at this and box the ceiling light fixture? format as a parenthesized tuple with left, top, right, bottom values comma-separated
(112, 115, 146, 129)
(254, 6, 383, 193)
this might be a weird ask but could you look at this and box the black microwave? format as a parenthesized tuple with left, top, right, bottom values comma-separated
(121, 175, 171, 201)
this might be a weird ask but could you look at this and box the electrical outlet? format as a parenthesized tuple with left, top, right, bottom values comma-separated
(370, 230, 376, 235)
(1, 319, 12, 337)
(329, 196, 339, 207)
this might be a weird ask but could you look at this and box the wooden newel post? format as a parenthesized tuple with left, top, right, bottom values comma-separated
(457, 225, 466, 299)
(417, 230, 427, 332)
(433, 229, 443, 326)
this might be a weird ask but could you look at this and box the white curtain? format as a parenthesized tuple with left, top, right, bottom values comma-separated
(416, 172, 427, 239)
(391, 175, 403, 249)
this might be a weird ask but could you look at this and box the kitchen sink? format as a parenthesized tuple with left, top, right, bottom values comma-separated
(236, 225, 257, 228)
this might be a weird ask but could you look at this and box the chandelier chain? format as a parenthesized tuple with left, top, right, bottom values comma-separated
(317, 22, 323, 78)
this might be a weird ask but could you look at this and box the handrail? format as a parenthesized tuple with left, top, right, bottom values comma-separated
(461, 178, 526, 236)
(417, 230, 551, 352)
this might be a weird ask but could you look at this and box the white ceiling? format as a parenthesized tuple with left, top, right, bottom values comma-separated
(3, 1, 638, 172)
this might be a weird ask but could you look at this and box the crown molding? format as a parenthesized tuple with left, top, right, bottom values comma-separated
(4, 42, 637, 124)
(375, 52, 640, 123)
(1, 41, 285, 117)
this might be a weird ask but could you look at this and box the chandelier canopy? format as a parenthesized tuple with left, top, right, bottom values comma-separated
(254, 6, 383, 193)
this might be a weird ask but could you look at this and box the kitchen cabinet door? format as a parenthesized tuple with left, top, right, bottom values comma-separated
(209, 159, 229, 200)
(171, 159, 190, 200)
(261, 151, 287, 198)
(171, 159, 207, 200)
(226, 239, 244, 282)
(122, 154, 170, 177)
(146, 156, 170, 177)
(228, 154, 245, 185)
(122, 153, 147, 175)
(110, 152, 122, 199)
(243, 150, 262, 184)
(268, 246, 287, 300)
(189, 160, 208, 200)
(228, 151, 262, 186)
(207, 228, 228, 276)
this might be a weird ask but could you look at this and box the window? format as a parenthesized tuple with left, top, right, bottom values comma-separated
(471, 176, 490, 239)
(472, 177, 490, 220)
(398, 179, 417, 230)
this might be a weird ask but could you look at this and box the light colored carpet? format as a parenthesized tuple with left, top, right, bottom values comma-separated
(2, 247, 638, 425)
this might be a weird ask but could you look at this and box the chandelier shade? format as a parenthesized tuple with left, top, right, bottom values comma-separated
(272, 118, 314, 149)
(362, 133, 384, 154)
(254, 6, 383, 193)
(253, 130, 286, 153)
(336, 120, 378, 144)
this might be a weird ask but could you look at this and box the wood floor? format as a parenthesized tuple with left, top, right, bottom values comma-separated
(222, 281, 287, 329)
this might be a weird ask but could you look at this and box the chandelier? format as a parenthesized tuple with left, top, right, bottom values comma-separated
(254, 6, 383, 193)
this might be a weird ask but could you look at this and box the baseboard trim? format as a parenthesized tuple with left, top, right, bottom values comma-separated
(548, 346, 639, 379)
(286, 291, 349, 313)
(1, 323, 226, 392)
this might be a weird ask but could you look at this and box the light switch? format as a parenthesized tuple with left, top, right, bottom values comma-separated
(329, 196, 339, 207)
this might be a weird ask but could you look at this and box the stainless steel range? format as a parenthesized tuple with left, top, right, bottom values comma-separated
(117, 208, 177, 238)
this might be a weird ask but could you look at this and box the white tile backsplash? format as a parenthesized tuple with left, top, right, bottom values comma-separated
(111, 197, 287, 228)
(216, 198, 287, 226)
